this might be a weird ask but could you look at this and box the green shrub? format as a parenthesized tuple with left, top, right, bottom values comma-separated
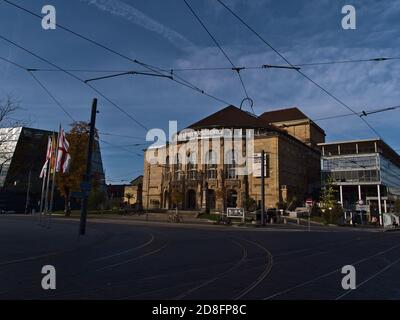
(322, 204, 344, 225)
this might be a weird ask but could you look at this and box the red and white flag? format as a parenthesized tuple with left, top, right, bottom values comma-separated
(40, 136, 53, 178)
(56, 128, 71, 174)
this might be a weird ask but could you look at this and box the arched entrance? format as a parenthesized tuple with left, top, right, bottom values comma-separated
(226, 189, 238, 208)
(186, 189, 196, 210)
(207, 189, 216, 210)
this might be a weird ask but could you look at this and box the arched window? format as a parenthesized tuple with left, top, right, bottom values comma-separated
(188, 152, 197, 180)
(225, 150, 237, 179)
(205, 150, 217, 180)
(174, 153, 183, 180)
(163, 155, 170, 179)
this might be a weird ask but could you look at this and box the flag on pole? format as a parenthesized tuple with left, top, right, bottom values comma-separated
(39, 136, 53, 178)
(50, 133, 58, 174)
(56, 128, 71, 174)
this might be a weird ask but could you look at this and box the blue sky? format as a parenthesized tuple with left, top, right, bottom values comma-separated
(0, 0, 399, 183)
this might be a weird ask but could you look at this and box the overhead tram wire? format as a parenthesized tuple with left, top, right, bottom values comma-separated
(0, 55, 76, 122)
(84, 71, 172, 84)
(183, 0, 254, 113)
(215, 0, 383, 139)
(0, 56, 163, 148)
(0, 55, 148, 158)
(0, 56, 27, 70)
(99, 139, 144, 157)
(296, 57, 400, 67)
(9, 55, 400, 74)
(133, 59, 231, 106)
(314, 105, 400, 122)
(98, 132, 146, 140)
(0, 34, 149, 131)
(28, 72, 76, 122)
(0, 57, 229, 117)
(2, 0, 234, 107)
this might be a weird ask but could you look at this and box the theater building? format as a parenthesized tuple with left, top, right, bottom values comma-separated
(143, 105, 324, 213)
(319, 139, 400, 222)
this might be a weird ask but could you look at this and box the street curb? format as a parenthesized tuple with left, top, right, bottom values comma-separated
(383, 228, 400, 232)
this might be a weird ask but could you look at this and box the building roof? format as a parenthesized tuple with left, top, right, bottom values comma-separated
(187, 105, 279, 130)
(259, 107, 308, 123)
(318, 138, 382, 146)
(260, 107, 325, 134)
(130, 175, 143, 186)
(319, 138, 400, 168)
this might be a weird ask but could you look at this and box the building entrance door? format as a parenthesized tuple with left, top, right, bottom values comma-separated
(207, 189, 216, 210)
(187, 189, 196, 210)
(226, 189, 238, 208)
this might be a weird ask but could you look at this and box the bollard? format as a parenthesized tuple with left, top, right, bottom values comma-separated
(297, 218, 300, 225)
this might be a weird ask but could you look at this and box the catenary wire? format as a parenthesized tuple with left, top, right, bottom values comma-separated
(0, 54, 76, 122)
(314, 106, 400, 122)
(0, 54, 149, 161)
(183, 0, 253, 112)
(1, 0, 234, 107)
(215, 0, 384, 139)
(6, 56, 400, 74)
(0, 34, 150, 131)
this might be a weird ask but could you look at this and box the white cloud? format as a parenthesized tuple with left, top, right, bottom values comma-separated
(170, 43, 400, 141)
(81, 0, 195, 52)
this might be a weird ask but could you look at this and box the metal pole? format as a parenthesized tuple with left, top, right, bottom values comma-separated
(25, 169, 31, 214)
(39, 160, 49, 225)
(146, 163, 151, 221)
(261, 150, 265, 226)
(43, 136, 53, 219)
(48, 126, 61, 228)
(377, 184, 383, 226)
(79, 98, 98, 236)
(49, 126, 60, 212)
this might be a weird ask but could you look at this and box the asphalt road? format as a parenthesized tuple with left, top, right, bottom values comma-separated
(1, 215, 400, 300)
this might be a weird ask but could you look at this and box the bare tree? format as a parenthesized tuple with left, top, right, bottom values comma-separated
(0, 96, 19, 124)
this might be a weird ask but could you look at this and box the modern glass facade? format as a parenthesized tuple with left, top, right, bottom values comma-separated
(0, 127, 106, 212)
(0, 127, 22, 187)
(321, 154, 380, 184)
(319, 139, 400, 219)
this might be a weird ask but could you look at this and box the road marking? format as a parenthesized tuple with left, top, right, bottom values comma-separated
(233, 238, 274, 300)
(88, 234, 155, 263)
(174, 239, 248, 300)
(263, 242, 400, 300)
(335, 255, 400, 300)
(95, 242, 170, 272)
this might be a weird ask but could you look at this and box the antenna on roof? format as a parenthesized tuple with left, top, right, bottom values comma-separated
(240, 97, 255, 114)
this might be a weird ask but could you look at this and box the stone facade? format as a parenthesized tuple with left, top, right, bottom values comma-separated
(143, 106, 323, 213)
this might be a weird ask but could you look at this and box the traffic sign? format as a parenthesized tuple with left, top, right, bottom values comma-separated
(227, 207, 244, 218)
(252, 153, 268, 177)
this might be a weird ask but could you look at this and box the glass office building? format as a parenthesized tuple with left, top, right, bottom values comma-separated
(319, 139, 400, 224)
(0, 127, 105, 212)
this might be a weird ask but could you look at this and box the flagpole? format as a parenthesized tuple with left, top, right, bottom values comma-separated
(48, 126, 61, 228)
(43, 134, 54, 220)
(39, 162, 47, 225)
